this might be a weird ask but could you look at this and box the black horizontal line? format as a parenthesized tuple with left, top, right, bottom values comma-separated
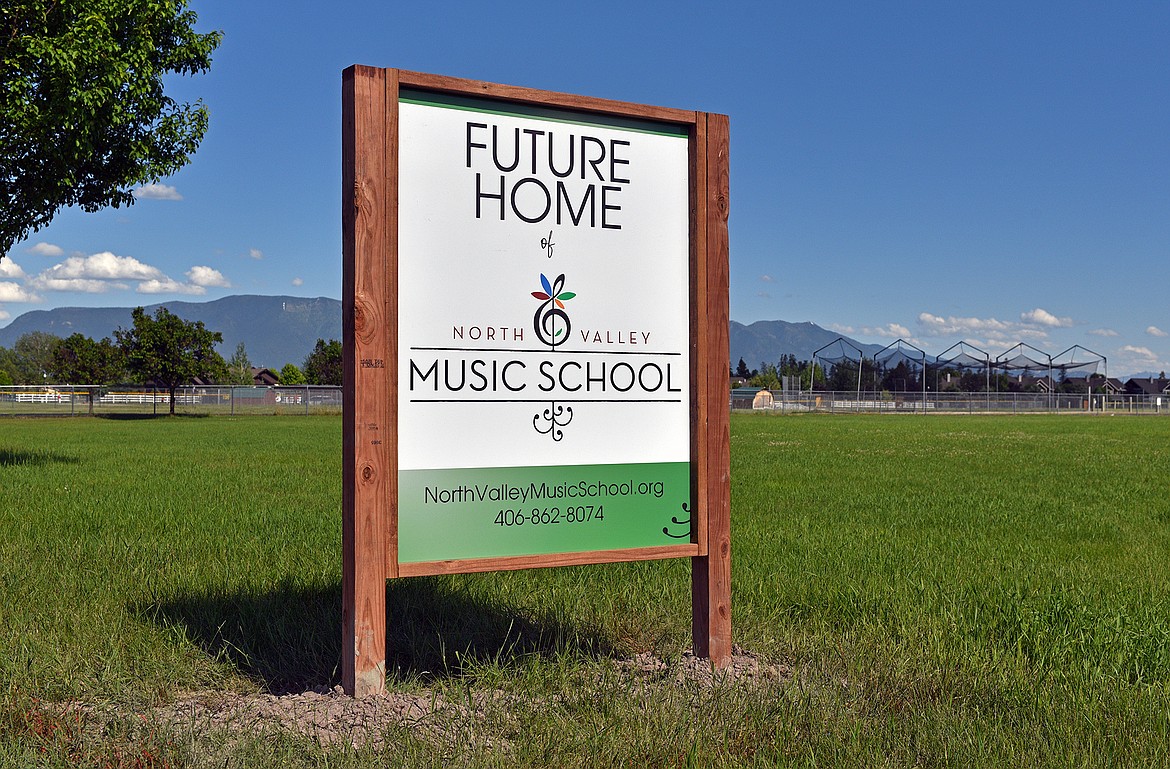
(410, 346, 683, 356)
(408, 399, 683, 404)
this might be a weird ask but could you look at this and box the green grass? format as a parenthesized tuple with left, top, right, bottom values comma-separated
(1, 413, 1169, 766)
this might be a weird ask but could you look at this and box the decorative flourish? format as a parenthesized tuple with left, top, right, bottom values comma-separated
(531, 273, 575, 349)
(662, 502, 692, 539)
(533, 401, 573, 442)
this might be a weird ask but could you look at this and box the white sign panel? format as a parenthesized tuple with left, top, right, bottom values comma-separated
(396, 89, 691, 562)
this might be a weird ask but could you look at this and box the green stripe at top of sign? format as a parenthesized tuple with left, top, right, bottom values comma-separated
(399, 87, 689, 138)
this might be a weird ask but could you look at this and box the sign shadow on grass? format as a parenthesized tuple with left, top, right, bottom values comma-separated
(142, 576, 614, 693)
(0, 447, 81, 467)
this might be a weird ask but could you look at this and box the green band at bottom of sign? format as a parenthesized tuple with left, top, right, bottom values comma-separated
(397, 462, 692, 563)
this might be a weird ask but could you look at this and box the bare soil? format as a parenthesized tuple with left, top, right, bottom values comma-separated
(58, 647, 791, 753)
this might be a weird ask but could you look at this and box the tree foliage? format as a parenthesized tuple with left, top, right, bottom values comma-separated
(115, 306, 225, 414)
(279, 362, 306, 385)
(302, 338, 342, 386)
(50, 332, 124, 384)
(49, 332, 124, 412)
(0, 0, 221, 256)
(10, 331, 62, 383)
(226, 341, 253, 385)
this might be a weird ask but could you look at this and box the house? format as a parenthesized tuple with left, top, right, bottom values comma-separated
(1017, 374, 1056, 393)
(251, 367, 281, 386)
(1085, 375, 1124, 395)
(1123, 377, 1170, 396)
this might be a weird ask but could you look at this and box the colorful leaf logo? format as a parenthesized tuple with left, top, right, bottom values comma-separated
(532, 273, 575, 346)
(531, 273, 576, 310)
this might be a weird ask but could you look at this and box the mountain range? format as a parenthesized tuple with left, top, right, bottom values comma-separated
(0, 295, 342, 369)
(1, 295, 882, 372)
(730, 320, 883, 370)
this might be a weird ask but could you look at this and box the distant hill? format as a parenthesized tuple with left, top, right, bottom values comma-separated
(729, 320, 883, 371)
(2, 296, 876, 374)
(0, 295, 342, 369)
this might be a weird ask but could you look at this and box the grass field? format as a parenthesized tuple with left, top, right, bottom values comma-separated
(1, 413, 1168, 767)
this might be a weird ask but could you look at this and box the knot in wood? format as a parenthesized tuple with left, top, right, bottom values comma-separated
(353, 296, 376, 343)
(361, 464, 374, 482)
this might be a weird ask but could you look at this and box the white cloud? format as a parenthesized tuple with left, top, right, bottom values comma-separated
(1146, 326, 1168, 338)
(249, 248, 264, 260)
(1088, 328, 1119, 337)
(26, 242, 64, 257)
(1119, 345, 1157, 361)
(37, 252, 164, 282)
(26, 251, 216, 296)
(0, 281, 42, 302)
(918, 312, 1013, 336)
(0, 259, 25, 279)
(1020, 308, 1072, 328)
(31, 277, 125, 293)
(829, 324, 855, 334)
(133, 183, 183, 201)
(759, 274, 774, 282)
(186, 265, 231, 288)
(137, 278, 206, 295)
(291, 277, 304, 287)
(0, 309, 9, 321)
(865, 323, 911, 339)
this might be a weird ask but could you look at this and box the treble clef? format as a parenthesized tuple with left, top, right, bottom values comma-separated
(533, 273, 571, 349)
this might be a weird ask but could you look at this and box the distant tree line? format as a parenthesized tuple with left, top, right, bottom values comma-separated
(0, 307, 346, 409)
(732, 355, 1108, 394)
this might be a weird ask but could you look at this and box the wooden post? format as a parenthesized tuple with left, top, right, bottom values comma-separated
(342, 65, 392, 697)
(692, 112, 731, 667)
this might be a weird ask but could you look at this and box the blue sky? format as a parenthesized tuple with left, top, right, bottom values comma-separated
(2, 1, 1167, 377)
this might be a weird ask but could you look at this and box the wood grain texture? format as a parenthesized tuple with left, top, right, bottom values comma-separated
(689, 113, 709, 557)
(398, 70, 695, 125)
(342, 65, 390, 698)
(692, 112, 732, 668)
(384, 68, 400, 580)
(398, 544, 701, 578)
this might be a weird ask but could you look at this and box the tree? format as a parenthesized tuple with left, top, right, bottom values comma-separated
(749, 363, 780, 390)
(734, 357, 751, 379)
(115, 306, 225, 414)
(303, 338, 342, 386)
(1, 1, 222, 256)
(226, 341, 253, 385)
(279, 363, 306, 385)
(49, 332, 124, 413)
(11, 331, 62, 383)
(50, 333, 123, 382)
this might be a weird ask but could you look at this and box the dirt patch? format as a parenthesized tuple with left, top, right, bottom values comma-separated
(614, 645, 793, 687)
(57, 647, 792, 752)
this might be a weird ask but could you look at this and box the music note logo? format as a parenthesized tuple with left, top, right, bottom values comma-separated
(530, 273, 576, 349)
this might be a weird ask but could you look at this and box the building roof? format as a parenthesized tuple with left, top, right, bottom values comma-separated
(1124, 377, 1170, 395)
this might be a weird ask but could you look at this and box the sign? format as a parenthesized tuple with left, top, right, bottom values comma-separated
(397, 89, 693, 563)
(342, 67, 729, 697)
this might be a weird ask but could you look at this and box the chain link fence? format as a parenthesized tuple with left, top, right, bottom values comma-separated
(6, 384, 1167, 417)
(732, 389, 1170, 415)
(0, 385, 343, 417)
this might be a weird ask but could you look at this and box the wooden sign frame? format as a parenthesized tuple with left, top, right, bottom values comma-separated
(342, 66, 729, 697)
